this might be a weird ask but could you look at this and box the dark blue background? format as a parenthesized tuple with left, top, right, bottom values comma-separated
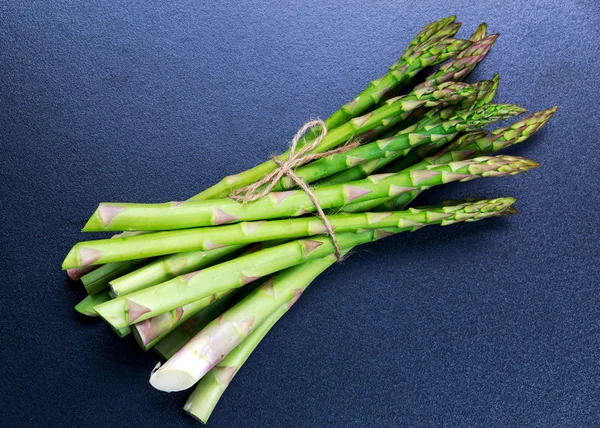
(1, 1, 599, 427)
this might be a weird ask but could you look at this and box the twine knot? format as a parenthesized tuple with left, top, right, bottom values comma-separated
(230, 119, 360, 260)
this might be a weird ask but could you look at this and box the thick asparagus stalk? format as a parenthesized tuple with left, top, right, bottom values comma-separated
(183, 303, 290, 424)
(109, 245, 244, 297)
(150, 198, 516, 392)
(65, 167, 525, 267)
(81, 155, 535, 234)
(92, 155, 536, 331)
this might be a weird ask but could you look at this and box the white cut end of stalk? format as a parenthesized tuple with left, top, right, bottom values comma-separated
(150, 367, 198, 392)
(149, 350, 214, 392)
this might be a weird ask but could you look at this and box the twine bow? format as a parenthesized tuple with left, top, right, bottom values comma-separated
(230, 120, 361, 260)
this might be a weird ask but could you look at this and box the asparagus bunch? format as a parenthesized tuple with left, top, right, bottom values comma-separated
(64, 16, 558, 425)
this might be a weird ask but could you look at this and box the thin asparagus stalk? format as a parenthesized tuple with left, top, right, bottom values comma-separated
(92, 156, 536, 331)
(75, 291, 111, 317)
(109, 245, 244, 297)
(322, 76, 500, 187)
(81, 258, 150, 295)
(152, 290, 242, 358)
(131, 291, 234, 350)
(270, 102, 523, 191)
(191, 36, 472, 201)
(378, 107, 557, 210)
(150, 198, 517, 392)
(81, 155, 535, 234)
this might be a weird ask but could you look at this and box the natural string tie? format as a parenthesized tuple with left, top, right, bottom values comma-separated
(229, 120, 360, 260)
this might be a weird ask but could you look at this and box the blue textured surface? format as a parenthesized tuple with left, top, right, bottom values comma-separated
(1, 1, 599, 427)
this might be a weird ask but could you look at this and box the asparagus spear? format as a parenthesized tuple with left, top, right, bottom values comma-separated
(75, 291, 111, 317)
(378, 107, 557, 210)
(92, 155, 536, 331)
(271, 102, 524, 190)
(183, 303, 291, 424)
(131, 291, 233, 350)
(65, 162, 526, 267)
(81, 258, 150, 295)
(109, 245, 244, 297)
(191, 34, 472, 201)
(149, 198, 517, 392)
(321, 76, 500, 187)
(81, 155, 535, 234)
(152, 291, 242, 357)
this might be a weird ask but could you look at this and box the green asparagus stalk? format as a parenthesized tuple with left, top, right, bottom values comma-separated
(81, 258, 150, 295)
(183, 303, 291, 424)
(91, 155, 535, 331)
(321, 76, 500, 187)
(361, 73, 501, 183)
(152, 290, 242, 358)
(378, 107, 557, 210)
(65, 156, 525, 267)
(65, 17, 466, 282)
(270, 102, 523, 191)
(149, 197, 517, 392)
(191, 36, 472, 201)
(132, 291, 235, 350)
(109, 245, 244, 297)
(81, 154, 534, 234)
(75, 291, 111, 317)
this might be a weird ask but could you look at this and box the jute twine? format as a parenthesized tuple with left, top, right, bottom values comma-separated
(230, 120, 360, 260)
